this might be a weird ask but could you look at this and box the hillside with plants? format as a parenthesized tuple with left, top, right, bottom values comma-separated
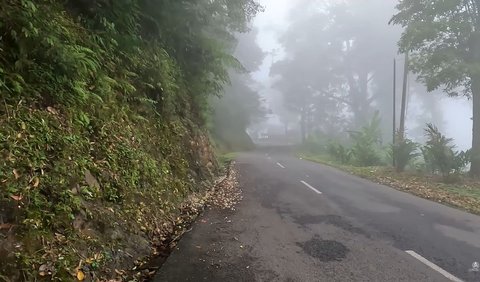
(0, 0, 261, 280)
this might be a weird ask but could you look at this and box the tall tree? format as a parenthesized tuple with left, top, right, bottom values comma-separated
(272, 0, 401, 141)
(390, 0, 480, 176)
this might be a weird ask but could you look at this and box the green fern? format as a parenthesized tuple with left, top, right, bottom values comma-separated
(390, 134, 419, 172)
(423, 123, 469, 181)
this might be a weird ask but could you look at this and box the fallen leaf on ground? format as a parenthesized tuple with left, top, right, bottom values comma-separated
(10, 195, 22, 201)
(54, 233, 66, 242)
(13, 169, 20, 179)
(31, 177, 40, 188)
(76, 270, 85, 281)
(0, 224, 13, 230)
(115, 269, 126, 275)
(47, 106, 58, 115)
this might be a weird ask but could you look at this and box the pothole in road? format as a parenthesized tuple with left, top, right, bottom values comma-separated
(298, 238, 349, 262)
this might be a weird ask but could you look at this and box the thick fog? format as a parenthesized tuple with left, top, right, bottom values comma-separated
(249, 0, 472, 150)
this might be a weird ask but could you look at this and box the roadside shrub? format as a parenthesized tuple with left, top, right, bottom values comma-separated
(423, 124, 470, 182)
(327, 142, 352, 164)
(390, 133, 419, 172)
(350, 113, 382, 166)
(455, 150, 471, 172)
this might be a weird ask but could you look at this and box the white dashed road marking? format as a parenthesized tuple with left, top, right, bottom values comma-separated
(300, 181, 322, 195)
(276, 162, 286, 169)
(405, 250, 463, 282)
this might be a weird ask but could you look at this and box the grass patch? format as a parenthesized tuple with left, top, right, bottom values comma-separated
(218, 153, 238, 166)
(300, 153, 480, 215)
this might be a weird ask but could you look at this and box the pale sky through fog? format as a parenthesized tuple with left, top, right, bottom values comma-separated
(250, 0, 292, 126)
(250, 0, 472, 149)
(251, 0, 290, 84)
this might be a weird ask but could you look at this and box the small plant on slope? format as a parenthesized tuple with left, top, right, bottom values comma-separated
(327, 142, 352, 164)
(350, 112, 382, 166)
(423, 124, 469, 182)
(390, 133, 419, 172)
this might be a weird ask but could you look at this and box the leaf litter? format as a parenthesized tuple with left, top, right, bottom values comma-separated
(128, 162, 242, 281)
(303, 156, 480, 215)
(344, 166, 480, 215)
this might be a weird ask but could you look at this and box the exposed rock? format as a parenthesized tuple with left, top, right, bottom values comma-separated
(84, 170, 100, 189)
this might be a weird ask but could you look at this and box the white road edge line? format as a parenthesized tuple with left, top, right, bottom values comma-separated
(300, 181, 322, 195)
(276, 162, 286, 169)
(405, 250, 463, 282)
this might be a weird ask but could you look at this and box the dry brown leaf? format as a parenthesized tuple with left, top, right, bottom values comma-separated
(10, 195, 22, 201)
(76, 270, 85, 281)
(47, 106, 58, 115)
(13, 169, 20, 179)
(0, 223, 13, 230)
(32, 177, 40, 188)
(54, 233, 66, 242)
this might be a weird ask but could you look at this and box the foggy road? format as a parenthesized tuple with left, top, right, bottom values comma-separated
(155, 150, 480, 281)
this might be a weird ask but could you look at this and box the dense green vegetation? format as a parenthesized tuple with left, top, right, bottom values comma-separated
(0, 0, 261, 280)
(301, 109, 478, 215)
(303, 117, 470, 183)
(390, 0, 480, 176)
(301, 117, 478, 215)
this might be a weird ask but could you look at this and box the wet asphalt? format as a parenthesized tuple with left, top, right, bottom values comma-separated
(155, 149, 480, 281)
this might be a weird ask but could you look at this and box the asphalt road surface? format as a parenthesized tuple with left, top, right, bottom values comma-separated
(155, 149, 480, 281)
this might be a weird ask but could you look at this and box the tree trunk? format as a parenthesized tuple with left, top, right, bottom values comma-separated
(470, 31, 480, 177)
(471, 76, 480, 176)
(399, 52, 409, 140)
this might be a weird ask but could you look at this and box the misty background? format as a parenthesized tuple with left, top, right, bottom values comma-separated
(228, 0, 473, 150)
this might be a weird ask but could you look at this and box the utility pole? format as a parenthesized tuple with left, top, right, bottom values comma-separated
(300, 107, 306, 144)
(399, 52, 409, 140)
(392, 58, 396, 167)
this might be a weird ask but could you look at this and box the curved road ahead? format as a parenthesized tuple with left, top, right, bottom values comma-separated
(155, 149, 480, 281)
